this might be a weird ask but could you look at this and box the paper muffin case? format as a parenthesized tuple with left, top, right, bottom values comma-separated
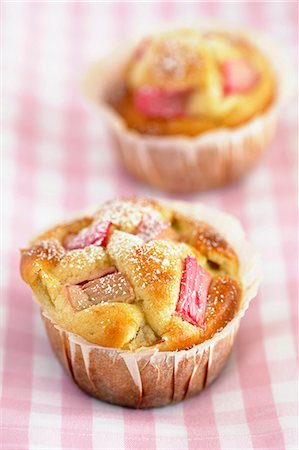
(39, 201, 263, 408)
(82, 28, 291, 192)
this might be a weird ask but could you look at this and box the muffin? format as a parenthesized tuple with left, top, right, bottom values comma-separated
(83, 28, 279, 192)
(20, 198, 262, 408)
(110, 29, 275, 136)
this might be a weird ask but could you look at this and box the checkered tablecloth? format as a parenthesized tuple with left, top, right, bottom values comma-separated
(2, 2, 298, 449)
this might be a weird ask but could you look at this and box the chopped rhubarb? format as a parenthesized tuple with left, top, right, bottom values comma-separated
(134, 37, 151, 60)
(176, 256, 212, 328)
(66, 272, 135, 310)
(136, 214, 171, 242)
(64, 220, 112, 250)
(65, 285, 93, 311)
(222, 59, 260, 95)
(82, 272, 135, 304)
(133, 86, 188, 119)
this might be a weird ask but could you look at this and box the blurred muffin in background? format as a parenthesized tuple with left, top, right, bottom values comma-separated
(84, 28, 280, 192)
(111, 29, 275, 136)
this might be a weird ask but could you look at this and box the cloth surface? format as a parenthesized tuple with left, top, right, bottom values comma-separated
(2, 2, 298, 449)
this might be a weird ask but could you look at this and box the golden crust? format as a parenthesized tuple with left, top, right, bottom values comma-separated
(20, 239, 65, 284)
(54, 302, 145, 348)
(109, 28, 276, 136)
(173, 212, 239, 276)
(159, 276, 240, 351)
(20, 197, 242, 351)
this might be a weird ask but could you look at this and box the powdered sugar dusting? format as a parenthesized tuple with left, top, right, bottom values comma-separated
(95, 198, 161, 232)
(127, 240, 180, 289)
(24, 239, 65, 262)
(152, 36, 200, 83)
(82, 272, 135, 304)
(195, 225, 228, 251)
(206, 276, 239, 318)
(59, 245, 108, 270)
(64, 220, 112, 250)
(136, 214, 170, 242)
(107, 230, 144, 263)
(65, 285, 93, 311)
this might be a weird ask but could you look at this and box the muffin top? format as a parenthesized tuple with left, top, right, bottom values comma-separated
(20, 198, 242, 351)
(109, 28, 275, 136)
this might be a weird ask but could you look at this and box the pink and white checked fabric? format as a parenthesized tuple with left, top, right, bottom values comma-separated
(2, 2, 298, 449)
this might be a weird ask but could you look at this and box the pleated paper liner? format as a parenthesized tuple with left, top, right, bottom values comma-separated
(38, 201, 263, 408)
(82, 28, 290, 193)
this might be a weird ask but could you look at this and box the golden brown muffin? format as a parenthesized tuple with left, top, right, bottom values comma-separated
(20, 197, 241, 351)
(108, 29, 276, 136)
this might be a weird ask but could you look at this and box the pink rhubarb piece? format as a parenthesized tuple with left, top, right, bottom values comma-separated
(222, 59, 259, 95)
(65, 220, 112, 250)
(82, 272, 135, 304)
(65, 285, 93, 311)
(136, 214, 170, 242)
(134, 86, 188, 119)
(66, 272, 135, 310)
(134, 37, 151, 60)
(176, 256, 212, 327)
